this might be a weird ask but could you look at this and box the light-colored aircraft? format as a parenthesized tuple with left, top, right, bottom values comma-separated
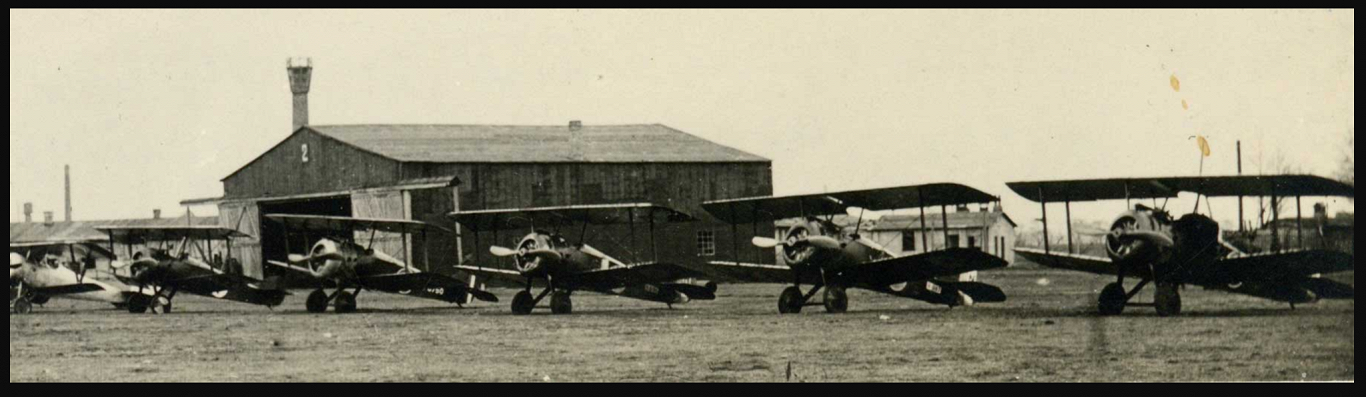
(265, 215, 497, 314)
(450, 204, 717, 315)
(702, 184, 1010, 314)
(9, 240, 144, 314)
(98, 226, 290, 314)
(1008, 175, 1354, 316)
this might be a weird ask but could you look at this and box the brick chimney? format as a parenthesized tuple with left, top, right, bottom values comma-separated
(43, 211, 54, 226)
(153, 209, 162, 220)
(23, 203, 32, 223)
(287, 58, 313, 132)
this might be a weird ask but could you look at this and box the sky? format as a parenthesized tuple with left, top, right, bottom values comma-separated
(10, 9, 1354, 230)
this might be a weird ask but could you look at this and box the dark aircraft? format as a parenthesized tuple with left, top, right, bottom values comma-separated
(98, 226, 290, 314)
(1008, 175, 1354, 316)
(702, 184, 1010, 314)
(450, 204, 717, 315)
(265, 215, 497, 314)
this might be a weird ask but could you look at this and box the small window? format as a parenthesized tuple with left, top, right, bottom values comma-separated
(968, 236, 978, 249)
(902, 232, 917, 253)
(947, 235, 961, 249)
(697, 231, 717, 257)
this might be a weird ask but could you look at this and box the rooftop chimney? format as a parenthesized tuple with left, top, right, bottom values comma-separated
(23, 203, 32, 223)
(153, 209, 162, 220)
(43, 211, 54, 226)
(64, 165, 72, 222)
(287, 58, 313, 132)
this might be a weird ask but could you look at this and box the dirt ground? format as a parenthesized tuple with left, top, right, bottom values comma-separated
(9, 266, 1353, 383)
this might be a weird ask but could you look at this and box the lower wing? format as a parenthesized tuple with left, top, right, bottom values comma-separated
(848, 249, 1009, 287)
(358, 273, 498, 303)
(266, 260, 323, 279)
(702, 261, 806, 284)
(31, 283, 107, 296)
(1015, 248, 1118, 276)
(561, 263, 710, 293)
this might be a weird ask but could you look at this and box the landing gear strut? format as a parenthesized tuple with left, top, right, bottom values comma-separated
(511, 278, 564, 316)
(777, 282, 841, 314)
(306, 287, 361, 314)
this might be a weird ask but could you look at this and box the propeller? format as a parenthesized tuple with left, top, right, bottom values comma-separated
(287, 251, 345, 265)
(489, 246, 519, 257)
(578, 244, 610, 260)
(752, 237, 784, 249)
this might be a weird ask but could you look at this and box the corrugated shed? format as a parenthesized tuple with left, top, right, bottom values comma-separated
(307, 124, 771, 164)
(9, 216, 219, 244)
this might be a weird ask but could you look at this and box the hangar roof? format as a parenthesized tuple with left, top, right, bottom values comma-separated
(307, 124, 770, 164)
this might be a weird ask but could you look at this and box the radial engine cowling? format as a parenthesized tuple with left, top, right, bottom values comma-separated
(1105, 212, 1175, 266)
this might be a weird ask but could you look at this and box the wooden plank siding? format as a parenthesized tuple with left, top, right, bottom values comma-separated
(402, 162, 776, 270)
(223, 130, 404, 200)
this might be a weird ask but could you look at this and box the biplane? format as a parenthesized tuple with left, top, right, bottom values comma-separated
(264, 215, 497, 314)
(449, 204, 718, 315)
(1007, 175, 1355, 316)
(98, 226, 290, 314)
(702, 184, 1010, 314)
(10, 240, 142, 314)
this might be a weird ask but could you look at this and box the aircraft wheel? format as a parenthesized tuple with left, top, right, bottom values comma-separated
(305, 290, 329, 314)
(127, 298, 150, 314)
(13, 297, 33, 315)
(511, 291, 536, 316)
(550, 292, 573, 315)
(1098, 283, 1127, 316)
(823, 287, 849, 314)
(778, 287, 804, 315)
(334, 292, 358, 314)
(1155, 283, 1182, 317)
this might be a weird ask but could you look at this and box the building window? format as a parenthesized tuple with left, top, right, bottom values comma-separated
(947, 235, 961, 249)
(697, 231, 717, 257)
(902, 232, 917, 253)
(968, 236, 978, 249)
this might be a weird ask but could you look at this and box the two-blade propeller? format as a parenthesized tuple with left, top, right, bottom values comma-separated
(286, 251, 346, 265)
(488, 246, 564, 262)
(751, 236, 842, 250)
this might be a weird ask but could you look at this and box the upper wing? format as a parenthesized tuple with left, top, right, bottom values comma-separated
(847, 249, 1008, 287)
(1194, 250, 1354, 285)
(31, 283, 107, 296)
(702, 261, 805, 284)
(1008, 175, 1353, 203)
(358, 273, 498, 303)
(703, 184, 999, 224)
(263, 214, 451, 235)
(449, 203, 695, 232)
(1015, 247, 1119, 276)
(561, 263, 709, 292)
(96, 226, 251, 244)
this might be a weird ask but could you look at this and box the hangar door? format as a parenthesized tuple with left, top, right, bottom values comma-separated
(218, 203, 263, 279)
(351, 191, 411, 265)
